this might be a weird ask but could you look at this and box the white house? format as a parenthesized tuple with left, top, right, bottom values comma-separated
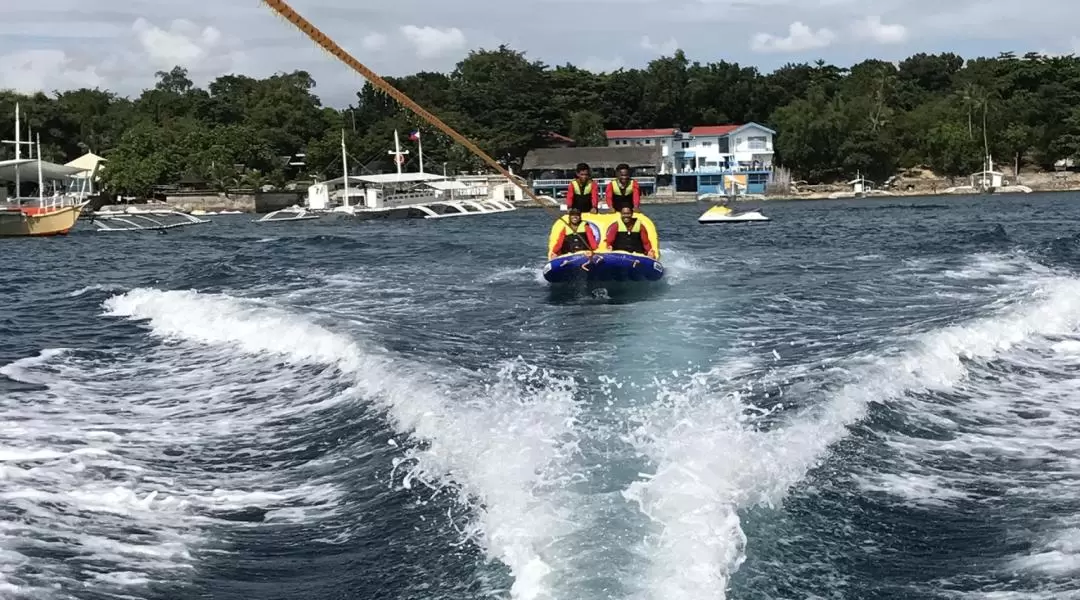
(605, 123, 775, 174)
(604, 128, 679, 174)
(679, 123, 774, 172)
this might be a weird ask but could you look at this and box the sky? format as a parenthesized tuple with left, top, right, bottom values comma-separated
(1, 0, 1079, 108)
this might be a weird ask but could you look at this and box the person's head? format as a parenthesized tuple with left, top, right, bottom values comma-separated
(616, 163, 631, 182)
(575, 163, 591, 181)
(620, 206, 635, 224)
(567, 207, 582, 225)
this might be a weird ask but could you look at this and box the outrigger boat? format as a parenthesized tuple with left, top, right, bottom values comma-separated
(253, 205, 321, 223)
(542, 211, 664, 283)
(87, 202, 211, 231)
(0, 104, 89, 236)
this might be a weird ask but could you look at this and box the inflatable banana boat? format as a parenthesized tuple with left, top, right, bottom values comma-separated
(542, 212, 664, 283)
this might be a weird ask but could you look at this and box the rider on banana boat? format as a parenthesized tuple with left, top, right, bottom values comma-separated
(565, 162, 599, 214)
(604, 163, 640, 211)
(548, 207, 599, 259)
(604, 206, 656, 259)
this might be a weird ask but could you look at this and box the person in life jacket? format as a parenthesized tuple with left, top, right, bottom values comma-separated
(604, 163, 640, 211)
(565, 162, 599, 213)
(604, 206, 656, 258)
(549, 207, 599, 259)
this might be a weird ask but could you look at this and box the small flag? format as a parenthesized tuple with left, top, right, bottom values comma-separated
(408, 130, 420, 141)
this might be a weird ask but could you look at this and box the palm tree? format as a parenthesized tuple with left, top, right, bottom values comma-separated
(954, 82, 981, 139)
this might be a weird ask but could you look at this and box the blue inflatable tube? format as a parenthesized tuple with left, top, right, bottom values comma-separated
(543, 251, 664, 283)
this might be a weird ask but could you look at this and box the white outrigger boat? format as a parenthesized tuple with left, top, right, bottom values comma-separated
(253, 205, 321, 223)
(87, 202, 211, 231)
(256, 130, 520, 223)
(697, 194, 769, 223)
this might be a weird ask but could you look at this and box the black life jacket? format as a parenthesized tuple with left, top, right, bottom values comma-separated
(611, 219, 646, 254)
(609, 179, 636, 211)
(570, 180, 594, 212)
(558, 223, 591, 255)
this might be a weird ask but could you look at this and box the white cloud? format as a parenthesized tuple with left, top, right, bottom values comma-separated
(132, 18, 222, 69)
(641, 35, 678, 55)
(851, 16, 907, 44)
(400, 25, 466, 59)
(0, 49, 105, 94)
(1, 0, 1080, 107)
(582, 56, 626, 73)
(751, 22, 836, 53)
(361, 33, 388, 51)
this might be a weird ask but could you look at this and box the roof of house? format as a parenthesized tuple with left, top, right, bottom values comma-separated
(605, 128, 678, 139)
(689, 125, 740, 136)
(64, 152, 106, 173)
(522, 146, 661, 171)
(606, 122, 777, 139)
(691, 122, 777, 136)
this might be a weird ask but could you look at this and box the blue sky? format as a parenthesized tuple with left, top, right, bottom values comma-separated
(1, 0, 1077, 108)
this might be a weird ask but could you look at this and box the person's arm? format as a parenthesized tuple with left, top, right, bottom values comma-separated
(566, 183, 574, 209)
(549, 230, 566, 258)
(640, 227, 655, 257)
(633, 181, 641, 209)
(586, 227, 599, 250)
(604, 223, 617, 250)
(604, 181, 614, 206)
(590, 183, 599, 211)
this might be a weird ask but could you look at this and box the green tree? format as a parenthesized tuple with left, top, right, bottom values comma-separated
(568, 111, 606, 146)
(7, 45, 1080, 193)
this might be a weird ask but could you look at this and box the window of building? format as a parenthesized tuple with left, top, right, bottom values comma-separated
(748, 136, 767, 150)
(681, 142, 689, 149)
(701, 141, 712, 147)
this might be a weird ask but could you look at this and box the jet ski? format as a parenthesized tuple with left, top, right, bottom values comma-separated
(697, 203, 769, 223)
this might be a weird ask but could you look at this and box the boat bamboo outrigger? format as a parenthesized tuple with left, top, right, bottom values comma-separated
(260, 0, 660, 284)
(86, 203, 211, 231)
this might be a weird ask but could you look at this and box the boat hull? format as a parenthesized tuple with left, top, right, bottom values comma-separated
(543, 251, 664, 283)
(0, 204, 84, 237)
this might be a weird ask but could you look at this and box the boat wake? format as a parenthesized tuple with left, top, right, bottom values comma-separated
(621, 254, 1080, 599)
(4, 250, 1080, 600)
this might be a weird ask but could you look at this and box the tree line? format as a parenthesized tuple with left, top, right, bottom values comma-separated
(1, 46, 1078, 194)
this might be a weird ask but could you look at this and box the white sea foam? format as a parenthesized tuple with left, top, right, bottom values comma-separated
(0, 335, 348, 596)
(101, 287, 583, 600)
(623, 254, 1080, 599)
